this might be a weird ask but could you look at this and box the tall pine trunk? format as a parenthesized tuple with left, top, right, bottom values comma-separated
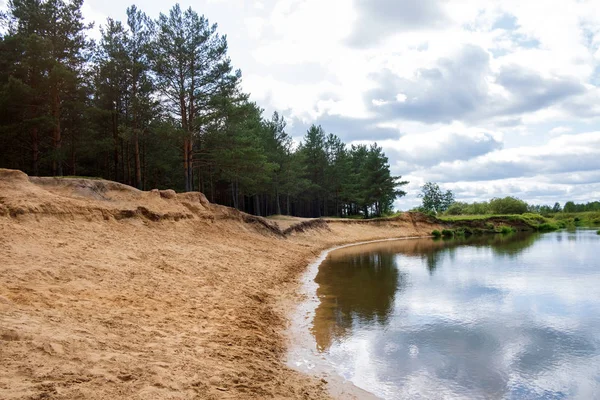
(31, 127, 39, 176)
(70, 134, 76, 175)
(231, 181, 239, 209)
(188, 139, 193, 192)
(132, 80, 142, 189)
(134, 131, 141, 189)
(183, 138, 190, 191)
(276, 190, 281, 215)
(113, 111, 119, 182)
(51, 87, 62, 176)
(126, 141, 131, 185)
(254, 194, 261, 216)
(187, 61, 196, 193)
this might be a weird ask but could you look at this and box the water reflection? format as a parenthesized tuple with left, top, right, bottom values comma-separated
(310, 230, 600, 399)
(313, 248, 405, 351)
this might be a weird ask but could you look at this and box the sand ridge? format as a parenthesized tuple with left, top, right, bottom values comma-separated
(0, 169, 443, 399)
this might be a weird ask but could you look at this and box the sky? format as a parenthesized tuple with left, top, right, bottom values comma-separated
(5, 0, 600, 209)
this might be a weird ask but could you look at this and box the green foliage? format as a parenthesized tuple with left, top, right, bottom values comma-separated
(419, 182, 454, 213)
(441, 229, 454, 237)
(446, 199, 600, 220)
(563, 201, 600, 213)
(498, 226, 515, 234)
(550, 212, 600, 227)
(441, 212, 566, 233)
(0, 0, 91, 176)
(443, 201, 490, 215)
(537, 222, 559, 232)
(461, 227, 474, 236)
(445, 202, 467, 215)
(296, 139, 408, 218)
(0, 3, 408, 218)
(488, 196, 529, 215)
(596, 230, 600, 235)
(431, 230, 442, 237)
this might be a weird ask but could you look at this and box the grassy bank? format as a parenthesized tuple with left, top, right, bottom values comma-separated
(547, 211, 600, 228)
(438, 213, 557, 234)
(437, 211, 600, 236)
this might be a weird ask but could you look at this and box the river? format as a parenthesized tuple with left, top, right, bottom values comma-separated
(290, 230, 600, 399)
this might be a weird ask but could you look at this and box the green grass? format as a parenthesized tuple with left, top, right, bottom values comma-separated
(439, 213, 561, 232)
(439, 213, 544, 224)
(439, 211, 600, 232)
(549, 212, 600, 227)
(536, 222, 560, 232)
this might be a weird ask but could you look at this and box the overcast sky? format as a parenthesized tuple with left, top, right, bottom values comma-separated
(9, 0, 600, 209)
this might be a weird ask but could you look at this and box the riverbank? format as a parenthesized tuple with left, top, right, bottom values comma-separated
(439, 211, 600, 231)
(1, 169, 447, 400)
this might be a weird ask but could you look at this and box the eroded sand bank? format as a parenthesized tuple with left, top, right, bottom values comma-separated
(0, 169, 443, 399)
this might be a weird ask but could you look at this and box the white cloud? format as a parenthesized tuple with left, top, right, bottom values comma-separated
(395, 93, 407, 102)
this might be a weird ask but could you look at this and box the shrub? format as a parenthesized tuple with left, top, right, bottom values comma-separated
(441, 229, 454, 237)
(462, 227, 474, 236)
(537, 222, 559, 232)
(596, 230, 600, 235)
(445, 202, 467, 215)
(499, 226, 515, 234)
(521, 213, 546, 223)
(431, 230, 442, 237)
(467, 201, 491, 215)
(489, 196, 528, 215)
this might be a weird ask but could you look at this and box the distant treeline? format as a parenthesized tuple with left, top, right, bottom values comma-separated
(415, 183, 599, 216)
(446, 198, 600, 216)
(0, 1, 407, 218)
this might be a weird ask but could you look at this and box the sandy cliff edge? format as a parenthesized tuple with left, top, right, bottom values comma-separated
(0, 169, 443, 399)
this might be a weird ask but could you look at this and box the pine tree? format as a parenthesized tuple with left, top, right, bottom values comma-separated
(1, 3, 408, 218)
(153, 4, 240, 192)
(1, 0, 90, 176)
(44, 0, 90, 176)
(298, 125, 328, 216)
(261, 112, 292, 215)
(124, 5, 155, 189)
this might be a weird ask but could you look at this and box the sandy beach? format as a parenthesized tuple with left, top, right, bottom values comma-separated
(0, 169, 443, 399)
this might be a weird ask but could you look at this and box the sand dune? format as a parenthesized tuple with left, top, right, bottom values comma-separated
(0, 169, 442, 399)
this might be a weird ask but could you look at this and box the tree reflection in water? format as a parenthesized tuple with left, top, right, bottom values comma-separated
(312, 232, 540, 351)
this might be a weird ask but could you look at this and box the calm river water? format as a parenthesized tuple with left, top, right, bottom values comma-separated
(306, 230, 600, 399)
